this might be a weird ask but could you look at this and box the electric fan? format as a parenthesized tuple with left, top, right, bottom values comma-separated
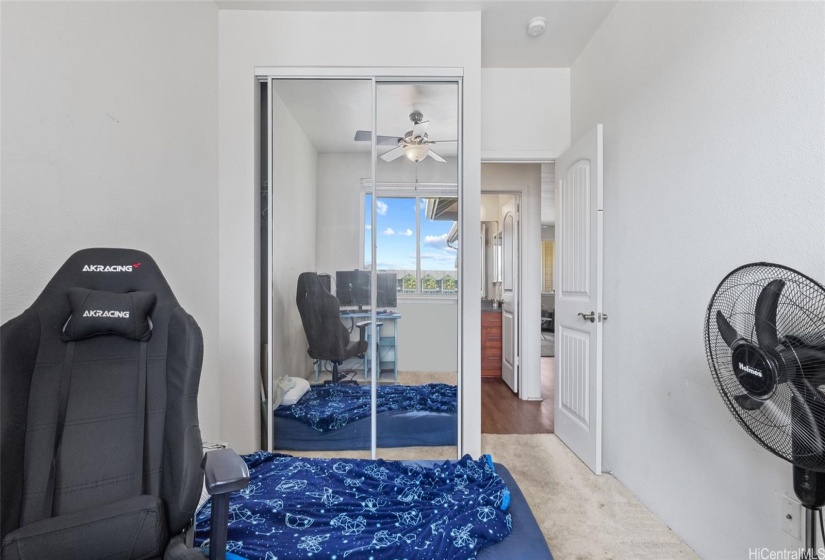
(706, 263, 825, 558)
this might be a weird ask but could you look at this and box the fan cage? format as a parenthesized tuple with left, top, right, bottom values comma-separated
(705, 263, 825, 470)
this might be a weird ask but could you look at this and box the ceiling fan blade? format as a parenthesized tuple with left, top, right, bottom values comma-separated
(412, 120, 429, 140)
(427, 149, 446, 163)
(734, 393, 764, 411)
(716, 310, 741, 348)
(427, 140, 457, 144)
(380, 146, 405, 162)
(755, 279, 785, 350)
(354, 131, 402, 146)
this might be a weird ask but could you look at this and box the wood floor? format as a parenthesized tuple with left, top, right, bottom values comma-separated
(481, 357, 555, 434)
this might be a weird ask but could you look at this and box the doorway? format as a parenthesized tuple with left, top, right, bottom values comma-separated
(479, 163, 554, 434)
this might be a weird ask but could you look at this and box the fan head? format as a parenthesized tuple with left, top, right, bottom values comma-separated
(705, 263, 825, 470)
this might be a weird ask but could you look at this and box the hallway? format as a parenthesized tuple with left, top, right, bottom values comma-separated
(481, 357, 555, 434)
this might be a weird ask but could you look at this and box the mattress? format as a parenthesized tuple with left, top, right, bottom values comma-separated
(479, 464, 553, 560)
(273, 408, 457, 450)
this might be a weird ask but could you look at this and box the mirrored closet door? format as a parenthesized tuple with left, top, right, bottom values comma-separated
(262, 73, 462, 460)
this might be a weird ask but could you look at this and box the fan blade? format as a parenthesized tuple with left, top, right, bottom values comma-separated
(427, 149, 446, 163)
(734, 393, 764, 411)
(427, 140, 457, 144)
(412, 120, 429, 140)
(380, 146, 405, 162)
(716, 310, 741, 348)
(789, 380, 825, 457)
(754, 279, 785, 350)
(780, 346, 825, 384)
(354, 131, 402, 146)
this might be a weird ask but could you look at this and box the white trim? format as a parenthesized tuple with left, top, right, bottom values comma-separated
(265, 79, 274, 453)
(398, 295, 458, 305)
(482, 150, 562, 163)
(255, 66, 464, 78)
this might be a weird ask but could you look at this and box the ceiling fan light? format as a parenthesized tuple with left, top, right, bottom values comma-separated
(404, 144, 429, 162)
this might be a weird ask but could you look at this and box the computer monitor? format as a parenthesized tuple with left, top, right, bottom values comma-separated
(376, 272, 397, 308)
(335, 270, 370, 309)
(335, 270, 397, 310)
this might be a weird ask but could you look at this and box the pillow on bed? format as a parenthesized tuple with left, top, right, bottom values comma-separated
(281, 376, 310, 406)
(62, 287, 156, 342)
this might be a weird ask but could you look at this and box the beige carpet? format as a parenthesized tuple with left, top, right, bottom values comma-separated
(482, 434, 698, 560)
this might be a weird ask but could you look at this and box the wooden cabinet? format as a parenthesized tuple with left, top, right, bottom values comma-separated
(481, 310, 502, 378)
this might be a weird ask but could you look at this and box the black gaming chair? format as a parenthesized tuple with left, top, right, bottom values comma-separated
(296, 272, 369, 384)
(0, 248, 247, 560)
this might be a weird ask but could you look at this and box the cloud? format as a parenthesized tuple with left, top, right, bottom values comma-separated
(400, 228, 413, 236)
(423, 233, 455, 251)
(365, 224, 372, 230)
(376, 200, 388, 216)
(383, 227, 395, 235)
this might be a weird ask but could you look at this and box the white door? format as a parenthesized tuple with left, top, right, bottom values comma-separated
(501, 198, 519, 393)
(554, 124, 604, 475)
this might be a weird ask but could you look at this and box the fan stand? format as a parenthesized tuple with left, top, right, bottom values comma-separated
(794, 466, 825, 559)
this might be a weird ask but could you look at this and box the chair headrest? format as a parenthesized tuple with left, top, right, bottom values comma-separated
(31, 248, 179, 339)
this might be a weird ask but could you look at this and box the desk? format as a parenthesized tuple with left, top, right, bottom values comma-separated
(313, 311, 401, 382)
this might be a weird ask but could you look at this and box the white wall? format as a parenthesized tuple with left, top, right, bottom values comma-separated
(271, 92, 318, 381)
(572, 3, 825, 558)
(218, 10, 482, 454)
(481, 164, 542, 400)
(0, 1, 221, 441)
(481, 68, 570, 160)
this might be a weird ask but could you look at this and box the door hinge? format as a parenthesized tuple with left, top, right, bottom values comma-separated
(598, 312, 608, 323)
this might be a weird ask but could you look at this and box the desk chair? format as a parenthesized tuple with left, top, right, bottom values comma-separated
(296, 272, 368, 384)
(0, 248, 247, 560)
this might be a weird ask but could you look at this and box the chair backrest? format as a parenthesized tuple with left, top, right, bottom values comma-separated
(0, 248, 203, 540)
(296, 272, 350, 360)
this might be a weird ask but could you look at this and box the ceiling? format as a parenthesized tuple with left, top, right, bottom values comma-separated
(215, 0, 616, 68)
(274, 80, 459, 156)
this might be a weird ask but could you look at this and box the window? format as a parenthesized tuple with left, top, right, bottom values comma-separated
(541, 240, 555, 293)
(364, 193, 458, 297)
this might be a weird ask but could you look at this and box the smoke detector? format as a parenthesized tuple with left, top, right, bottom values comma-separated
(527, 16, 546, 38)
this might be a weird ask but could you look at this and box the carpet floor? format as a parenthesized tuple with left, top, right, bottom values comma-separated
(482, 434, 698, 560)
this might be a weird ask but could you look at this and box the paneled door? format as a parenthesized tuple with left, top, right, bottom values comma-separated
(553, 124, 604, 475)
(501, 198, 519, 393)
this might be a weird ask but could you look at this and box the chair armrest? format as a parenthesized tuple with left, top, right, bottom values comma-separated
(201, 448, 249, 496)
(354, 321, 383, 340)
(201, 449, 249, 560)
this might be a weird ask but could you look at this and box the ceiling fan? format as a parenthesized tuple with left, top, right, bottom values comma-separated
(354, 111, 456, 163)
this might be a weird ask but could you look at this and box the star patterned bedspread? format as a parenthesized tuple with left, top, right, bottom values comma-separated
(273, 383, 458, 433)
(195, 451, 512, 560)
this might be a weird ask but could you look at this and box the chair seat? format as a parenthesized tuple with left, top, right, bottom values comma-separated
(2, 491, 167, 560)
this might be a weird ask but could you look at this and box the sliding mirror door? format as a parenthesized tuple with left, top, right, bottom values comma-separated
(371, 81, 460, 459)
(268, 78, 376, 455)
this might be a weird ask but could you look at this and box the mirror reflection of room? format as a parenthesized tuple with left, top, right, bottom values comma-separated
(265, 79, 459, 459)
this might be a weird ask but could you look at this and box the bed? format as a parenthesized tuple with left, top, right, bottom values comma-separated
(273, 383, 458, 450)
(195, 452, 553, 560)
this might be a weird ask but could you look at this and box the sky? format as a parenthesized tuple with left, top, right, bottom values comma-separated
(364, 195, 457, 273)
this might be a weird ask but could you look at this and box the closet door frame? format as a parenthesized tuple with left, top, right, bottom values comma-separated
(256, 68, 464, 458)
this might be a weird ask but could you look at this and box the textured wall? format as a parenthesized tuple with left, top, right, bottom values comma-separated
(1, 1, 221, 441)
(572, 2, 825, 557)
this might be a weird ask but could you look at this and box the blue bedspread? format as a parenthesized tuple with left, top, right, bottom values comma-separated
(195, 452, 512, 560)
(274, 383, 457, 433)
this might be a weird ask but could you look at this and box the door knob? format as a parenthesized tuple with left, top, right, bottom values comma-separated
(578, 311, 596, 323)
